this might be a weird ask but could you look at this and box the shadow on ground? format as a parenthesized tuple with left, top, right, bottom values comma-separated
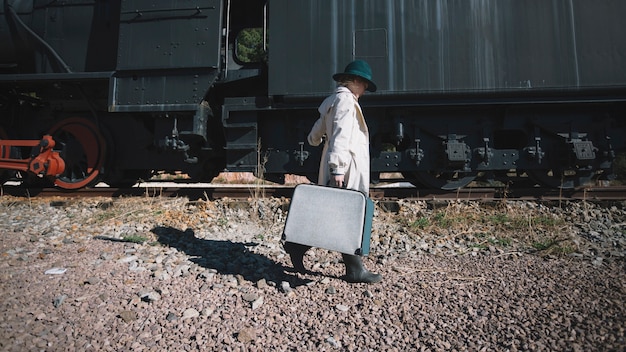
(151, 226, 314, 288)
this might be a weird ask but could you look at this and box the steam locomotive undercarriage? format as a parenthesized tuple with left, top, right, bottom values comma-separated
(1, 82, 624, 190)
(226, 93, 625, 190)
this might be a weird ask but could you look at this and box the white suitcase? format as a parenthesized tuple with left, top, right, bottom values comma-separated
(282, 184, 374, 255)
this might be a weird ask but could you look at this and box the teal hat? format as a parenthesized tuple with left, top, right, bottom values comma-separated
(332, 60, 377, 92)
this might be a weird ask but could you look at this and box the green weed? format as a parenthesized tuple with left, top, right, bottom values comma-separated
(489, 237, 512, 247)
(410, 217, 430, 229)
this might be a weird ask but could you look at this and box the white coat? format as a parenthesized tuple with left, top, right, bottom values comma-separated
(307, 86, 370, 194)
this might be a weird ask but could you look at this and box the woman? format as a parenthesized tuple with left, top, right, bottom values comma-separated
(284, 60, 382, 284)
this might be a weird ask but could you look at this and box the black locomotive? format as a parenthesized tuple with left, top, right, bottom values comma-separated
(2, 0, 626, 190)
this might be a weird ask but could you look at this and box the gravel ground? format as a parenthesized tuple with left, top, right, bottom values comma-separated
(0, 195, 625, 351)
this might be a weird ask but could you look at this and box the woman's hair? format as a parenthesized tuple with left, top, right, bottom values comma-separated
(336, 75, 357, 87)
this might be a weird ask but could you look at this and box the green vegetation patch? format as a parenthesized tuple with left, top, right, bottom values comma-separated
(400, 201, 572, 256)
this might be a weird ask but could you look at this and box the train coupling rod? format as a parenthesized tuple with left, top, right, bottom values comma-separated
(0, 135, 65, 177)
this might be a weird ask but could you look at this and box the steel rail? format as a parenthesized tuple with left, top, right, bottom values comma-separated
(2, 183, 626, 202)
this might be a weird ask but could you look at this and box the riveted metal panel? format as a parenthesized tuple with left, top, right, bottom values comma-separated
(110, 69, 218, 112)
(268, 0, 626, 96)
(112, 0, 222, 112)
(117, 0, 222, 70)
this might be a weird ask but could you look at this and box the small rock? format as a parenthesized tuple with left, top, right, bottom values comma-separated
(182, 308, 200, 320)
(201, 306, 215, 316)
(139, 290, 161, 302)
(335, 304, 349, 312)
(224, 276, 239, 287)
(198, 270, 215, 282)
(118, 255, 138, 263)
(45, 268, 67, 275)
(83, 277, 101, 285)
(326, 336, 341, 348)
(242, 293, 258, 302)
(173, 264, 190, 277)
(251, 296, 264, 310)
(256, 278, 268, 289)
(325, 286, 337, 294)
(99, 252, 114, 261)
(53, 295, 67, 308)
(165, 312, 178, 321)
(237, 327, 257, 343)
(153, 270, 171, 281)
(128, 262, 146, 272)
(280, 281, 292, 294)
(118, 310, 138, 323)
(394, 282, 406, 290)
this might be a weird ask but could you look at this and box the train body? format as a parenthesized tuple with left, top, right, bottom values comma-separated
(1, 0, 625, 189)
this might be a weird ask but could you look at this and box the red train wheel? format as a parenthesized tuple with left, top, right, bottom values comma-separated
(0, 127, 8, 160)
(0, 127, 11, 184)
(49, 117, 106, 190)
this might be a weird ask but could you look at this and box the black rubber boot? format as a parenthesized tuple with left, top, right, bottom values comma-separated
(342, 254, 382, 283)
(283, 242, 311, 274)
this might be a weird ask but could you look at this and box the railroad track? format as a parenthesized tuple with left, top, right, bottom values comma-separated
(3, 182, 626, 201)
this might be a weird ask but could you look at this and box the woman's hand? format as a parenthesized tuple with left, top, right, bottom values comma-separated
(330, 174, 345, 188)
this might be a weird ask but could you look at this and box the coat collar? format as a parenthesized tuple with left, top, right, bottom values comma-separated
(335, 87, 368, 134)
(335, 86, 357, 100)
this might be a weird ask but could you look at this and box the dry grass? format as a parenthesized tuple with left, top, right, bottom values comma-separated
(0, 190, 588, 259)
